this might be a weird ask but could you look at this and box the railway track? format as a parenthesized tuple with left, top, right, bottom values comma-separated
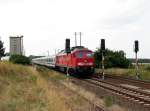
(93, 73, 150, 89)
(53, 70, 150, 108)
(83, 77, 150, 108)
(47, 70, 108, 111)
(36, 65, 150, 110)
(86, 101, 107, 111)
(93, 106, 106, 111)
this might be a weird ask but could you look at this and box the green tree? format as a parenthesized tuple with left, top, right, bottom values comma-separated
(9, 54, 30, 65)
(94, 48, 130, 68)
(0, 40, 5, 60)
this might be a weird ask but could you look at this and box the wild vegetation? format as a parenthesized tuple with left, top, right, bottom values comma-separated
(0, 62, 70, 111)
(95, 64, 150, 81)
(0, 62, 97, 111)
(0, 39, 5, 60)
(9, 54, 30, 65)
(94, 48, 131, 68)
(104, 96, 115, 107)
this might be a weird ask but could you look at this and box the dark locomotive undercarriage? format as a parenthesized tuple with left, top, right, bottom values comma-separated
(56, 65, 94, 77)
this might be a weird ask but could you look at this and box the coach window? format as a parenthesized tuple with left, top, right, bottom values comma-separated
(48, 58, 50, 62)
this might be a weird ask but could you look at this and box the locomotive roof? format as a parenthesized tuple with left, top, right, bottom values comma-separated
(71, 46, 85, 51)
(57, 46, 91, 56)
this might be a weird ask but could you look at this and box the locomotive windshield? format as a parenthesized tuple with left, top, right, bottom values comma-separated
(86, 52, 93, 58)
(76, 51, 93, 58)
(76, 52, 84, 58)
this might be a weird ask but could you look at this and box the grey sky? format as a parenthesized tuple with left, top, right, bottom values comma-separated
(0, 0, 150, 58)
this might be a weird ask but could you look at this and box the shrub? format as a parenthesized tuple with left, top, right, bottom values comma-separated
(0, 40, 5, 60)
(9, 55, 30, 65)
(94, 48, 131, 68)
(104, 96, 114, 107)
(145, 66, 150, 71)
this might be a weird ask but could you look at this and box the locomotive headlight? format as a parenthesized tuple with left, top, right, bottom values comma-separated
(88, 63, 93, 65)
(78, 62, 84, 66)
(77, 62, 93, 66)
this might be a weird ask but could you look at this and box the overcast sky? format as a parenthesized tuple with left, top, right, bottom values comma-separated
(0, 0, 150, 58)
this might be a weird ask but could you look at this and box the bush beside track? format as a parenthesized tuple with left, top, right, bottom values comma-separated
(94, 49, 131, 68)
(9, 54, 30, 65)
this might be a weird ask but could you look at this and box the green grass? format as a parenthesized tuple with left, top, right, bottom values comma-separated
(104, 96, 114, 107)
(0, 62, 48, 111)
(0, 62, 70, 111)
(36, 66, 67, 81)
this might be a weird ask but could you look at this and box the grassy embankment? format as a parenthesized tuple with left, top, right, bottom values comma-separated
(0, 61, 70, 111)
(95, 64, 150, 81)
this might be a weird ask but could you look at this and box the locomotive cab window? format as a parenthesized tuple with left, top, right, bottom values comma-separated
(86, 52, 93, 58)
(76, 52, 84, 58)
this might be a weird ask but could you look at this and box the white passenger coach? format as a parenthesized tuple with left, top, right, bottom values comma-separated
(32, 56, 56, 68)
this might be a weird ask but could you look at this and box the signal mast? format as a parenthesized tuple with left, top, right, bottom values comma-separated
(134, 40, 140, 79)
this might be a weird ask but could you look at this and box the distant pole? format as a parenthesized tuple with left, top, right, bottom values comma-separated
(102, 52, 105, 80)
(47, 51, 49, 56)
(75, 32, 77, 46)
(135, 52, 139, 79)
(55, 49, 57, 56)
(134, 40, 140, 79)
(67, 60, 69, 76)
(80, 32, 82, 46)
(101, 39, 105, 80)
(65, 39, 71, 76)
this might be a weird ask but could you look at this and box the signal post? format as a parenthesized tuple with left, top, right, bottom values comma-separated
(65, 39, 71, 76)
(134, 40, 140, 79)
(101, 39, 105, 80)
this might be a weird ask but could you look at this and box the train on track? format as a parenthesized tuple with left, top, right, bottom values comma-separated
(32, 46, 94, 76)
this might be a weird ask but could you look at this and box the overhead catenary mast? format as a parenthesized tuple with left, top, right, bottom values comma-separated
(80, 32, 82, 46)
(74, 32, 82, 47)
(75, 32, 77, 46)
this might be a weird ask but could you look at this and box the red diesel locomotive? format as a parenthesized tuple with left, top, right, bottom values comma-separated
(55, 46, 94, 75)
(32, 39, 95, 76)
